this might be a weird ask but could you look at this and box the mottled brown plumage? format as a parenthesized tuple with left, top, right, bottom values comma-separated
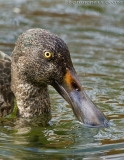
(0, 51, 14, 117)
(0, 29, 109, 127)
(11, 28, 73, 118)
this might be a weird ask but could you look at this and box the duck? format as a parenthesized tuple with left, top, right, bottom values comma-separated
(0, 28, 109, 127)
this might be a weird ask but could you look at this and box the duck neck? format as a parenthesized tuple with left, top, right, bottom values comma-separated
(11, 79, 51, 118)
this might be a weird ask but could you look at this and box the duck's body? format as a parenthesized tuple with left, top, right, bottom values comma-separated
(0, 51, 14, 117)
(0, 28, 109, 127)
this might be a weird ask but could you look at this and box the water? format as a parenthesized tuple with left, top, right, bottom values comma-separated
(0, 0, 124, 159)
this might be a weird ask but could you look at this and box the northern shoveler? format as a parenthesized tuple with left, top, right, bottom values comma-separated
(0, 28, 108, 127)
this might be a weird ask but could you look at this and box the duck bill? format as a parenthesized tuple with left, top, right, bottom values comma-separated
(52, 68, 109, 128)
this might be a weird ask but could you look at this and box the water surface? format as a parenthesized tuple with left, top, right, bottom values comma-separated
(0, 0, 124, 159)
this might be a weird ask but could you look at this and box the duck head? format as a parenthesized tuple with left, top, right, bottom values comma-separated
(11, 28, 109, 128)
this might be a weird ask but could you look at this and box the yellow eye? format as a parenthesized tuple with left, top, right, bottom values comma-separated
(44, 51, 52, 58)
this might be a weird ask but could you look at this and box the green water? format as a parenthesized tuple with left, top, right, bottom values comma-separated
(0, 0, 124, 159)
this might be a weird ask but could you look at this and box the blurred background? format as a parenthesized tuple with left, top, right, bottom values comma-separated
(0, 0, 124, 159)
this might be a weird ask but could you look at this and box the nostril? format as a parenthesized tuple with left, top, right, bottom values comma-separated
(71, 81, 81, 91)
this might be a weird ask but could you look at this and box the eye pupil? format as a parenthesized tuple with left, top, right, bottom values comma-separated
(46, 53, 49, 56)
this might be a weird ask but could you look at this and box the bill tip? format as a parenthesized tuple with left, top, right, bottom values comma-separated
(79, 119, 111, 128)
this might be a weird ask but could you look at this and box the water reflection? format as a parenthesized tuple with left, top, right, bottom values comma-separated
(0, 0, 124, 159)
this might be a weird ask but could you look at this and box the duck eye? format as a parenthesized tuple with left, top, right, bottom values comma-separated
(44, 51, 52, 58)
